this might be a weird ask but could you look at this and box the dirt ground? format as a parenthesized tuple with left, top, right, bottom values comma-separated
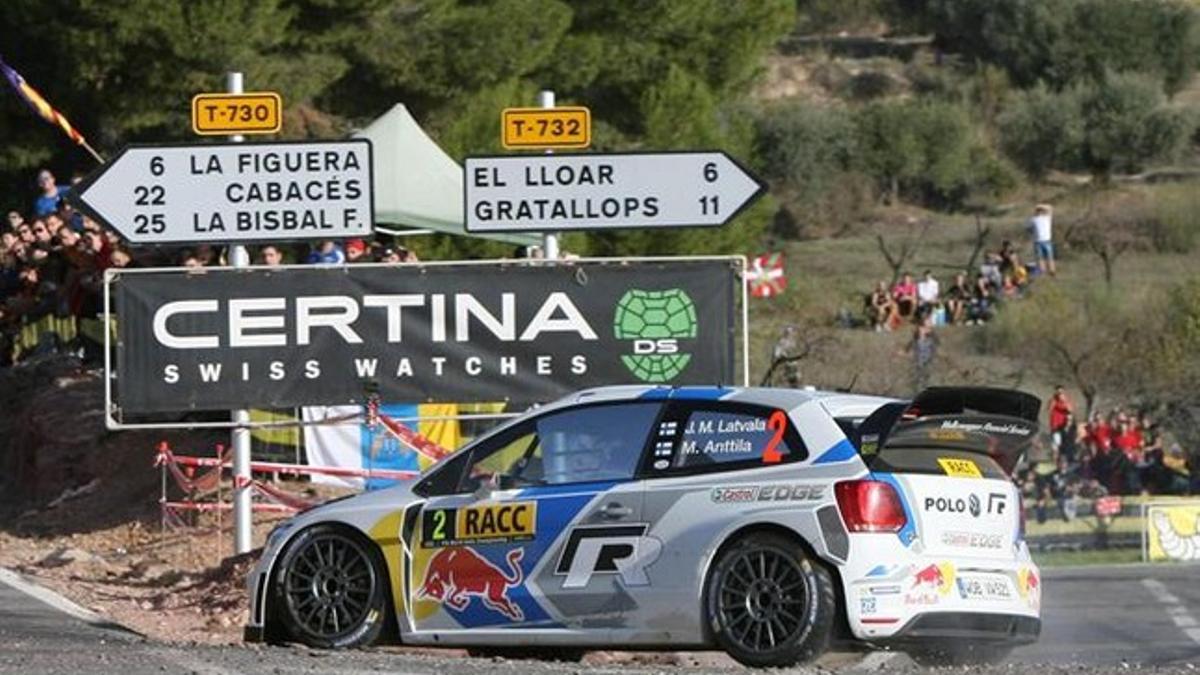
(0, 355, 326, 644)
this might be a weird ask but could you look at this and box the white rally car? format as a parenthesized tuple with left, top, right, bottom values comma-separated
(245, 385, 1041, 667)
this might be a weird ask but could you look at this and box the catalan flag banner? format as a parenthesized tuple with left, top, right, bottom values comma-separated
(1, 57, 101, 161)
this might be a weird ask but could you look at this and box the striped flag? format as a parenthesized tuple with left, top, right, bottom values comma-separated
(0, 57, 102, 162)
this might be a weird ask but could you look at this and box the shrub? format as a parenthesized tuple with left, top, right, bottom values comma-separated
(854, 98, 1014, 208)
(1148, 183, 1200, 254)
(754, 102, 869, 236)
(998, 72, 1194, 180)
(998, 84, 1084, 179)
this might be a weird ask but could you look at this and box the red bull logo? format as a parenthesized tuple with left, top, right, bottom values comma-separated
(911, 564, 943, 588)
(415, 546, 525, 621)
(1018, 568, 1040, 600)
(905, 562, 954, 605)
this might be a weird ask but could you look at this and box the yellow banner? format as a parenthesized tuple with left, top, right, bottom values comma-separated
(1146, 502, 1200, 562)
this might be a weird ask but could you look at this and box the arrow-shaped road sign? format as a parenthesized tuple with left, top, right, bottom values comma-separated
(464, 151, 765, 233)
(69, 139, 373, 246)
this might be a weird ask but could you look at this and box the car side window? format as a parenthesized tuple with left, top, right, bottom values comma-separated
(459, 402, 662, 492)
(647, 404, 807, 476)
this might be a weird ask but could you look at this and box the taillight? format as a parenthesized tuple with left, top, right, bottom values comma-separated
(835, 480, 907, 533)
(1018, 492, 1026, 540)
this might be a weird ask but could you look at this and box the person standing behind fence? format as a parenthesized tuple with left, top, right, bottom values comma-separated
(1027, 204, 1056, 277)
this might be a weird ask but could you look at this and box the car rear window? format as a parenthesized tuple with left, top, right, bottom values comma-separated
(866, 447, 1008, 480)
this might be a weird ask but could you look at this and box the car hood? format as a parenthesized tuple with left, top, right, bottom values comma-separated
(283, 478, 422, 536)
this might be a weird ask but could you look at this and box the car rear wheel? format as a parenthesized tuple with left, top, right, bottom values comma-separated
(272, 524, 389, 649)
(704, 532, 836, 668)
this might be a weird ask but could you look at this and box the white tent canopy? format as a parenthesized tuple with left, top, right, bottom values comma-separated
(353, 104, 538, 246)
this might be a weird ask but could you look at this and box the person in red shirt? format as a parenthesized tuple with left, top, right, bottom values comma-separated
(1087, 411, 1112, 452)
(892, 272, 918, 319)
(1114, 417, 1144, 463)
(1048, 385, 1073, 433)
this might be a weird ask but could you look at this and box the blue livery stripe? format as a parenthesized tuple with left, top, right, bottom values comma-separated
(870, 472, 917, 547)
(812, 439, 857, 465)
(638, 386, 729, 401)
(515, 480, 619, 498)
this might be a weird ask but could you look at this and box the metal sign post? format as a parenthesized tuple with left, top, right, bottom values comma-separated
(228, 71, 252, 556)
(539, 90, 560, 260)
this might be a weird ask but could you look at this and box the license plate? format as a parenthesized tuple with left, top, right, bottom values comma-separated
(956, 574, 1014, 601)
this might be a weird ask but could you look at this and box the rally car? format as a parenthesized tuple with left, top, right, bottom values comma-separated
(244, 385, 1041, 667)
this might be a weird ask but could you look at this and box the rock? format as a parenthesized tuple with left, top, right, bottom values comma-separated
(131, 561, 184, 586)
(40, 546, 105, 569)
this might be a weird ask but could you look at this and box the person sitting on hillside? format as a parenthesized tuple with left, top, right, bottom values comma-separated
(944, 272, 972, 324)
(999, 240, 1017, 276)
(979, 252, 1004, 291)
(967, 272, 994, 324)
(867, 280, 899, 331)
(891, 272, 918, 320)
(1009, 250, 1030, 289)
(916, 269, 941, 318)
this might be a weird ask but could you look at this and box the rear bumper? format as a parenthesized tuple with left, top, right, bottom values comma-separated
(880, 612, 1041, 645)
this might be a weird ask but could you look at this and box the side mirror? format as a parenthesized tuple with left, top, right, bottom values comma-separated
(473, 473, 499, 501)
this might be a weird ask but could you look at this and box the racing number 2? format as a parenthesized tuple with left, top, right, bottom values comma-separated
(762, 410, 787, 464)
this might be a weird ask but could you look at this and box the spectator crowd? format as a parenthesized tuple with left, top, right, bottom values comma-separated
(1020, 386, 1199, 522)
(0, 167, 422, 365)
(864, 205, 1056, 332)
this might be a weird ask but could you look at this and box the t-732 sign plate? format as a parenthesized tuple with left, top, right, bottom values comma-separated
(502, 107, 590, 149)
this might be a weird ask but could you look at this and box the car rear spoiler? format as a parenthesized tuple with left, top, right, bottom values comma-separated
(854, 387, 1041, 475)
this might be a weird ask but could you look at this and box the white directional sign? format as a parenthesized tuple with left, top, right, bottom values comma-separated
(464, 151, 764, 233)
(70, 140, 373, 245)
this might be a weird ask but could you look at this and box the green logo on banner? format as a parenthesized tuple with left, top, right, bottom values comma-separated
(613, 288, 697, 383)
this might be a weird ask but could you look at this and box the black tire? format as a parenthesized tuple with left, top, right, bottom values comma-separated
(907, 643, 1014, 666)
(271, 524, 390, 649)
(704, 532, 836, 668)
(466, 647, 586, 662)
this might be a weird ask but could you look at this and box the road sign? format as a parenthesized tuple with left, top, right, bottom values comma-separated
(501, 106, 590, 149)
(70, 139, 374, 245)
(192, 92, 282, 135)
(464, 151, 764, 233)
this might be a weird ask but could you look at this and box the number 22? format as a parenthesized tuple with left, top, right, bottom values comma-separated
(762, 410, 786, 464)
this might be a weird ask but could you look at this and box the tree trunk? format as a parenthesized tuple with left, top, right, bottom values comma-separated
(1100, 250, 1114, 286)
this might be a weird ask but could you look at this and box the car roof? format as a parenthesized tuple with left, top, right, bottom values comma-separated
(544, 385, 898, 418)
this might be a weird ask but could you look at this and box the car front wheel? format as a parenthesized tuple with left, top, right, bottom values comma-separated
(271, 524, 390, 649)
(704, 532, 836, 668)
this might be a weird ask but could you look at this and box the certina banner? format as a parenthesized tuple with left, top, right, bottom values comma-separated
(464, 151, 765, 233)
(112, 259, 737, 413)
(69, 139, 373, 245)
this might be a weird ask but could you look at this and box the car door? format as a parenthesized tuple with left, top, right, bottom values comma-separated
(405, 401, 662, 636)
(629, 400, 811, 636)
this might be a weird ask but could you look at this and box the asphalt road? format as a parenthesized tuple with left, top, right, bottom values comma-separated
(2, 564, 1199, 675)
